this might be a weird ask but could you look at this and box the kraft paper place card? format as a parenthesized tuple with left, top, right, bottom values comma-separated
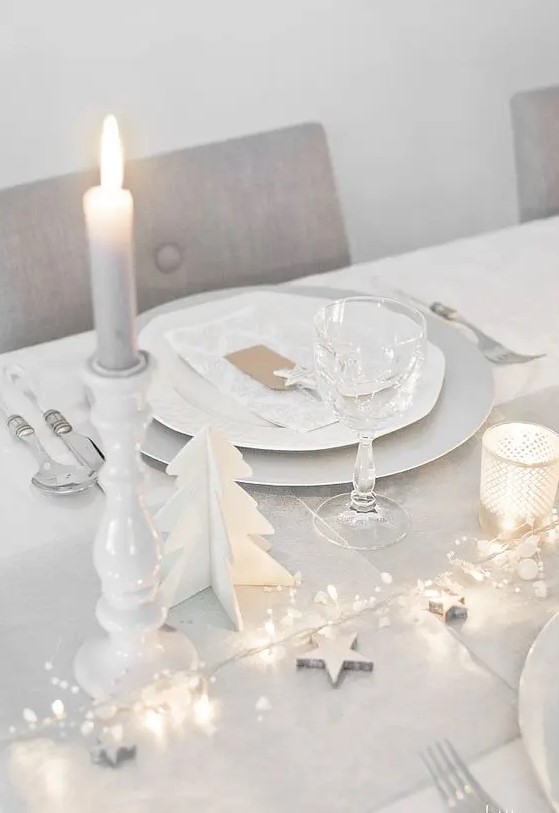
(225, 344, 295, 390)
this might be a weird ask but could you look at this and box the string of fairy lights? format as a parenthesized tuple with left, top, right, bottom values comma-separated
(5, 514, 559, 763)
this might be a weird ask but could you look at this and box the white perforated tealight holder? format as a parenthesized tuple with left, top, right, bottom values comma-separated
(480, 422, 559, 539)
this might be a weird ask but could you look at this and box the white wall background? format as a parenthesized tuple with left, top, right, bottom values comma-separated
(1, 0, 559, 262)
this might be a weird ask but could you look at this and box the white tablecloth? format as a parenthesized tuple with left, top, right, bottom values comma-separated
(1, 218, 559, 812)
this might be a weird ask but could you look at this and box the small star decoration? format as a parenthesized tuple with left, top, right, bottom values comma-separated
(296, 632, 374, 686)
(428, 593, 468, 624)
(90, 743, 137, 768)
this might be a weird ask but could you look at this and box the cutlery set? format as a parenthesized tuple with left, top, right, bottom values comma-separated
(1, 365, 104, 495)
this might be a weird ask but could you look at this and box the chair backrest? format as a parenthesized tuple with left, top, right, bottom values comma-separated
(0, 123, 350, 352)
(511, 85, 559, 222)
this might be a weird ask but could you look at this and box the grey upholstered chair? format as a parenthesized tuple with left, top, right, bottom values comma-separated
(511, 85, 559, 222)
(0, 123, 350, 352)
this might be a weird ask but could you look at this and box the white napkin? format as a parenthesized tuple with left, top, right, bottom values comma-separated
(165, 303, 337, 433)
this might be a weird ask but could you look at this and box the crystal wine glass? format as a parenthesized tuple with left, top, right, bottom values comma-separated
(313, 296, 427, 550)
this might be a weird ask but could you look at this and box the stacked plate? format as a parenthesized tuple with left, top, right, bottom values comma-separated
(140, 286, 494, 486)
(519, 610, 559, 810)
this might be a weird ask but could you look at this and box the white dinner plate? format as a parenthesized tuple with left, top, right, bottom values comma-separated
(141, 285, 494, 486)
(139, 290, 446, 452)
(519, 609, 559, 811)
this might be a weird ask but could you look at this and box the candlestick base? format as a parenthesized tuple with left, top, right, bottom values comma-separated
(75, 627, 197, 700)
(74, 352, 197, 701)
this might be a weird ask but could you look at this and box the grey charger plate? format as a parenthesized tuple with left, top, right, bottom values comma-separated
(140, 285, 494, 486)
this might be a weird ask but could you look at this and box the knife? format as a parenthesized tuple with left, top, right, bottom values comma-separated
(5, 365, 105, 472)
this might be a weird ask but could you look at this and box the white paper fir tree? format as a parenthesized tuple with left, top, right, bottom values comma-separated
(156, 426, 294, 630)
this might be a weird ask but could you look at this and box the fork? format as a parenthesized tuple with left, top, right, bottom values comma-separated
(398, 292, 545, 365)
(420, 739, 503, 812)
(430, 302, 545, 364)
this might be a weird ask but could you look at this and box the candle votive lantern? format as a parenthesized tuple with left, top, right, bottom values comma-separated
(480, 422, 559, 539)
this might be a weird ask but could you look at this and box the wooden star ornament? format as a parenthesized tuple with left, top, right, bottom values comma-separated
(296, 632, 374, 686)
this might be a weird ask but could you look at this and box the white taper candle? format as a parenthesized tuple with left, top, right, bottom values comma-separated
(83, 115, 139, 371)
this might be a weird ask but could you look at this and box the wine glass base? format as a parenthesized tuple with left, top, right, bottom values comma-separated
(314, 492, 410, 551)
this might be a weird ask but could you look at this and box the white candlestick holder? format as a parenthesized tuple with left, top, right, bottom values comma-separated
(74, 351, 197, 700)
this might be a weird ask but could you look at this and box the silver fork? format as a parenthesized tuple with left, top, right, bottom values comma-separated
(430, 302, 545, 364)
(398, 292, 545, 365)
(420, 740, 503, 812)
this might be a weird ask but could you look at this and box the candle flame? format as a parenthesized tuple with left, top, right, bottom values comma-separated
(100, 114, 123, 190)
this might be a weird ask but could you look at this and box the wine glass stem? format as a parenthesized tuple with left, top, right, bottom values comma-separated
(350, 435, 378, 513)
